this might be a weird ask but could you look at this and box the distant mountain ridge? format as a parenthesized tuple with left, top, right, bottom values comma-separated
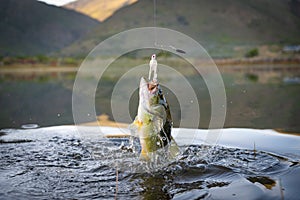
(64, 0, 138, 21)
(0, 0, 99, 56)
(62, 0, 300, 57)
(2, 0, 300, 57)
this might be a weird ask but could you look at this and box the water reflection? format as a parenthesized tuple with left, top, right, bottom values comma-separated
(247, 176, 276, 190)
(0, 63, 299, 133)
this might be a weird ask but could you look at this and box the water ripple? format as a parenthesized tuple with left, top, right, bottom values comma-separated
(0, 130, 298, 199)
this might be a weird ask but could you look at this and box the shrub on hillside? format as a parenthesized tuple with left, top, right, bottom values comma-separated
(245, 48, 259, 58)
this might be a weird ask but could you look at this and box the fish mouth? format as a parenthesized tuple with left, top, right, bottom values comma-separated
(140, 77, 158, 94)
(148, 82, 158, 94)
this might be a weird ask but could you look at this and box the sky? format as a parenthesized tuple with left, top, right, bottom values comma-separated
(38, 0, 77, 6)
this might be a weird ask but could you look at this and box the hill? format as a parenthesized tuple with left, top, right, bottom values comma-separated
(0, 0, 99, 56)
(64, 0, 138, 22)
(62, 0, 300, 58)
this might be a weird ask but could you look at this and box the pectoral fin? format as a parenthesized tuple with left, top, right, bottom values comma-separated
(128, 118, 143, 137)
(168, 137, 180, 159)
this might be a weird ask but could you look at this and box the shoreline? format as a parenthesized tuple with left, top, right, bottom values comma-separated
(0, 56, 299, 73)
(214, 56, 300, 66)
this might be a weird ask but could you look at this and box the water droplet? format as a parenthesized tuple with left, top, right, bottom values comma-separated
(57, 113, 61, 117)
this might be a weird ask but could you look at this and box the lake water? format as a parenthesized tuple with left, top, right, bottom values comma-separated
(0, 63, 300, 199)
(0, 126, 299, 199)
(0, 63, 299, 132)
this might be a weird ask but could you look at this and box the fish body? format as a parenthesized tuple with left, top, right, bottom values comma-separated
(130, 77, 179, 160)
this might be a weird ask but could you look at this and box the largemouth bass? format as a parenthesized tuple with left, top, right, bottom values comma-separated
(129, 77, 179, 160)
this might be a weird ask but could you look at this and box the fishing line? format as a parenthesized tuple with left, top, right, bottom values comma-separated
(153, 0, 157, 46)
(152, 0, 186, 54)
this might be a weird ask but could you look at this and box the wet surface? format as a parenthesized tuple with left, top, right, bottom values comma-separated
(0, 126, 299, 199)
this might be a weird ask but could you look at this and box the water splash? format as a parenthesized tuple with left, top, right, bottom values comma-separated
(86, 137, 289, 177)
(21, 124, 39, 129)
(0, 127, 299, 199)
